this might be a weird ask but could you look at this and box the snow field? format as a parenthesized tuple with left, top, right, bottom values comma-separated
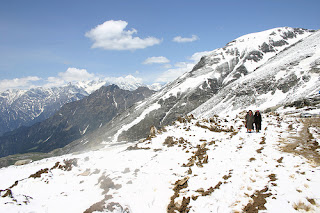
(0, 112, 319, 212)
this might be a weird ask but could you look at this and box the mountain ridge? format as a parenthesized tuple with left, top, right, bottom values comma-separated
(0, 85, 155, 158)
(0, 78, 159, 136)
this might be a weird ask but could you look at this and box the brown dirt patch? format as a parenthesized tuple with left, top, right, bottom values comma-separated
(84, 176, 122, 213)
(52, 158, 78, 171)
(1, 189, 13, 198)
(98, 175, 122, 194)
(106, 202, 130, 212)
(268, 174, 277, 182)
(243, 186, 272, 212)
(126, 144, 151, 150)
(9, 181, 19, 189)
(84, 195, 114, 213)
(243, 173, 277, 212)
(259, 137, 266, 145)
(84, 199, 106, 213)
(277, 157, 284, 163)
(256, 147, 264, 154)
(249, 157, 256, 162)
(163, 136, 176, 147)
(195, 121, 234, 133)
(281, 118, 320, 165)
(29, 168, 49, 178)
(176, 115, 194, 123)
(167, 177, 190, 213)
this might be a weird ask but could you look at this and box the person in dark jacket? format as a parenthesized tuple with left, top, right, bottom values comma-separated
(245, 110, 254, 133)
(254, 110, 262, 132)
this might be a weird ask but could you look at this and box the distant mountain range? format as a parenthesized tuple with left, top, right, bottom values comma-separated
(0, 85, 155, 157)
(0, 78, 160, 136)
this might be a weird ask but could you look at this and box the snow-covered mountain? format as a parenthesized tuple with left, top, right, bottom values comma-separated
(61, 27, 319, 153)
(0, 107, 319, 212)
(0, 85, 155, 158)
(0, 84, 88, 136)
(192, 28, 320, 118)
(0, 27, 319, 212)
(0, 78, 152, 136)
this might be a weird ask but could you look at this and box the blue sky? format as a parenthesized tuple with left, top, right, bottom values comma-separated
(0, 0, 319, 91)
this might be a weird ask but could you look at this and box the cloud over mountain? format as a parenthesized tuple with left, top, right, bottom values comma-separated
(173, 35, 199, 43)
(0, 76, 41, 91)
(142, 56, 170, 64)
(156, 50, 213, 82)
(45, 68, 97, 88)
(85, 20, 161, 50)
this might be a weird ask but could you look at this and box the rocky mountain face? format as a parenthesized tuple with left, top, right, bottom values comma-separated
(0, 79, 151, 137)
(0, 85, 88, 136)
(0, 85, 154, 158)
(60, 27, 319, 154)
(192, 29, 320, 117)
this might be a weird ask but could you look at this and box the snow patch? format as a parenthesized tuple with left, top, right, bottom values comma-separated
(112, 103, 161, 142)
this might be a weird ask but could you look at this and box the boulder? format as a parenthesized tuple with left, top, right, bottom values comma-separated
(14, 159, 32, 166)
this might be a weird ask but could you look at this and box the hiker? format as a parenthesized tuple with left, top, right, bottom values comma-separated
(245, 110, 254, 133)
(254, 110, 262, 132)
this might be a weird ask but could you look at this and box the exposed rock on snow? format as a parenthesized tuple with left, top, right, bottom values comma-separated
(14, 159, 32, 166)
(192, 29, 320, 118)
(0, 110, 319, 212)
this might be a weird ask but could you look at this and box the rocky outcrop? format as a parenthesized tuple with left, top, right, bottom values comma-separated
(14, 159, 32, 166)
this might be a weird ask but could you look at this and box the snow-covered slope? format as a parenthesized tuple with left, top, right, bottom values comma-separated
(170, 27, 314, 98)
(192, 29, 320, 118)
(0, 110, 319, 212)
(68, 27, 317, 148)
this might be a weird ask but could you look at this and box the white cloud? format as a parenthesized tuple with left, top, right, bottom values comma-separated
(156, 50, 212, 83)
(142, 56, 170, 64)
(45, 77, 66, 88)
(173, 35, 199, 43)
(44, 68, 97, 88)
(148, 82, 163, 91)
(174, 62, 189, 68)
(156, 63, 195, 83)
(58, 68, 96, 82)
(189, 50, 213, 62)
(0, 76, 41, 91)
(162, 64, 172, 69)
(85, 20, 161, 50)
(0, 68, 146, 91)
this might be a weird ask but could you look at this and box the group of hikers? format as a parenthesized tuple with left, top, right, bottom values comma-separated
(245, 110, 262, 133)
